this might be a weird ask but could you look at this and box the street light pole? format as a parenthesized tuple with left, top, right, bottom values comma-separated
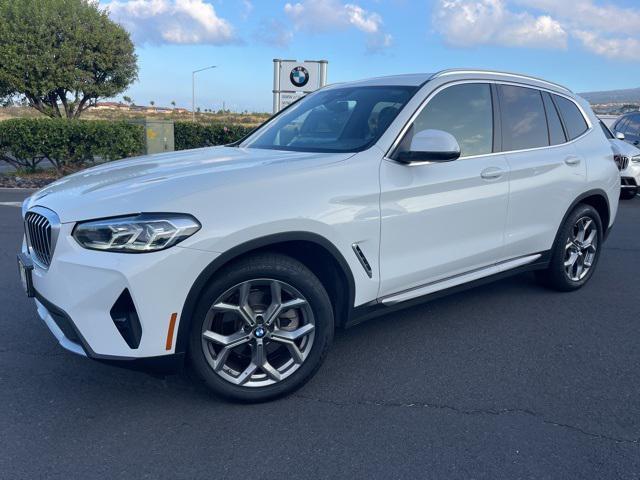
(192, 65, 217, 122)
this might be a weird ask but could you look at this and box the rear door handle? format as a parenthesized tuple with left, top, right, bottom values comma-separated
(564, 155, 582, 166)
(480, 167, 505, 180)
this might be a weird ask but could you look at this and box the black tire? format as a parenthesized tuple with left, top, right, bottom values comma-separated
(620, 187, 638, 200)
(536, 203, 603, 292)
(188, 253, 334, 402)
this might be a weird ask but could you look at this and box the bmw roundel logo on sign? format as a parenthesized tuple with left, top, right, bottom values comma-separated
(290, 66, 310, 88)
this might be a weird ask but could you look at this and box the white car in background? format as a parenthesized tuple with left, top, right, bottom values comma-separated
(600, 120, 640, 199)
(18, 70, 620, 402)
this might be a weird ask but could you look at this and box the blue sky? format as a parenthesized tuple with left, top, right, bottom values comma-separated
(101, 0, 640, 112)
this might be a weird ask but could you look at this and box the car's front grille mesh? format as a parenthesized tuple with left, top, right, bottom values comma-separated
(25, 212, 53, 267)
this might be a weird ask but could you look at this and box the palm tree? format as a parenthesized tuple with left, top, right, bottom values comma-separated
(150, 100, 155, 107)
(171, 101, 176, 109)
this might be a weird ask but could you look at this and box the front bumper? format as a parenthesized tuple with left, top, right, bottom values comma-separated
(33, 291, 185, 373)
(23, 222, 219, 368)
(621, 162, 640, 189)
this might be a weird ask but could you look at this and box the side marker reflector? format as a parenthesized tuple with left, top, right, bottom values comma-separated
(165, 313, 178, 351)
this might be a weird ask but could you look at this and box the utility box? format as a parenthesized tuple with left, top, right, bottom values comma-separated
(131, 119, 175, 155)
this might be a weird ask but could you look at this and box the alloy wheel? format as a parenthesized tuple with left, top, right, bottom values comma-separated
(564, 216, 598, 282)
(201, 279, 315, 388)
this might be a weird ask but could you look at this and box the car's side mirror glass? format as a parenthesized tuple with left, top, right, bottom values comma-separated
(616, 131, 626, 141)
(395, 129, 461, 163)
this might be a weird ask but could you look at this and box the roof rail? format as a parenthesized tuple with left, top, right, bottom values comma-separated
(431, 69, 573, 94)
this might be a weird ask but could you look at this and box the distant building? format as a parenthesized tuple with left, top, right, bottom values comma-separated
(94, 102, 130, 111)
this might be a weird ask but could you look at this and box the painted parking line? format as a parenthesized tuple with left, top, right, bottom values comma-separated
(0, 202, 22, 207)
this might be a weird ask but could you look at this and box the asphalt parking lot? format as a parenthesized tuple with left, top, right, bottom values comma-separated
(1, 188, 639, 479)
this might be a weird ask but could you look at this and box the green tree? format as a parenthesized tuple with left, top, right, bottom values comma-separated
(0, 0, 138, 118)
(123, 95, 132, 105)
(150, 100, 155, 107)
(171, 100, 176, 109)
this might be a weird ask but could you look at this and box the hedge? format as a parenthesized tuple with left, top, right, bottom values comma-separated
(174, 122, 253, 151)
(0, 118, 145, 173)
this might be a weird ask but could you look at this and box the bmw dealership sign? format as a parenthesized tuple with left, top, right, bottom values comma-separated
(273, 59, 328, 113)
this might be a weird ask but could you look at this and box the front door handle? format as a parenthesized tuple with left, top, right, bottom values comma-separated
(480, 167, 505, 180)
(564, 155, 582, 166)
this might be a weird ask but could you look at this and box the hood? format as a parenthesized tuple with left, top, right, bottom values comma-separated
(609, 138, 640, 158)
(25, 146, 354, 222)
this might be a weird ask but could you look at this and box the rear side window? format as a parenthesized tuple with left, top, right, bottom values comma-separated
(401, 83, 493, 157)
(553, 95, 588, 140)
(498, 85, 549, 151)
(542, 92, 566, 145)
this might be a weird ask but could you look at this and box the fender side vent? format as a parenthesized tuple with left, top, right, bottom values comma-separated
(352, 243, 373, 278)
(110, 289, 142, 349)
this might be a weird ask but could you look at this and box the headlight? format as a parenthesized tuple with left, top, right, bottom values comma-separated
(632, 155, 640, 163)
(73, 213, 201, 253)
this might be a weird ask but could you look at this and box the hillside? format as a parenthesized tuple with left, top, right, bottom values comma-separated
(579, 87, 640, 104)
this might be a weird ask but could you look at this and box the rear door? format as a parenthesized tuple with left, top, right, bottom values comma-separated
(501, 86, 588, 259)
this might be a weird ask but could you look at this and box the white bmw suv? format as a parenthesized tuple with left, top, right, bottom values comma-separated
(19, 70, 620, 401)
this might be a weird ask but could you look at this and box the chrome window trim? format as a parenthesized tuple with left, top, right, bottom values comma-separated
(431, 69, 572, 94)
(384, 79, 593, 164)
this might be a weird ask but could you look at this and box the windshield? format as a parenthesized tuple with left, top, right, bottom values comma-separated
(241, 85, 418, 153)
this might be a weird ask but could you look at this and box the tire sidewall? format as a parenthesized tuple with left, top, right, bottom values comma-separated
(188, 254, 334, 402)
(552, 204, 603, 289)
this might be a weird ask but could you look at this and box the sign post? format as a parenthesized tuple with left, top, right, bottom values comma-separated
(272, 59, 328, 113)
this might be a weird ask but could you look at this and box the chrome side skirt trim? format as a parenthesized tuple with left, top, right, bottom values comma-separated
(380, 254, 542, 306)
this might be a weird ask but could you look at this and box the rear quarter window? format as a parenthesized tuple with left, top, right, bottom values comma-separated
(553, 95, 588, 140)
(542, 92, 566, 145)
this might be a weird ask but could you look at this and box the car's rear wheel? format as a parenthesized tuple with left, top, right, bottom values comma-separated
(536, 204, 603, 291)
(188, 253, 333, 402)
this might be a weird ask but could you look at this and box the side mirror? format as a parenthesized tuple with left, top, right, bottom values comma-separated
(616, 131, 626, 141)
(396, 129, 461, 163)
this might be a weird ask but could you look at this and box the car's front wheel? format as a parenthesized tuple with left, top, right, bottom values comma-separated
(188, 253, 334, 402)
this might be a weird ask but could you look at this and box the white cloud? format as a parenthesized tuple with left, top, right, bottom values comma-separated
(434, 0, 640, 61)
(573, 30, 640, 61)
(514, 0, 640, 34)
(284, 0, 391, 51)
(344, 4, 382, 34)
(241, 0, 254, 20)
(102, 0, 236, 45)
(434, 0, 567, 49)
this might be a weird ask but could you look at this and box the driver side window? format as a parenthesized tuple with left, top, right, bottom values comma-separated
(399, 83, 494, 158)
